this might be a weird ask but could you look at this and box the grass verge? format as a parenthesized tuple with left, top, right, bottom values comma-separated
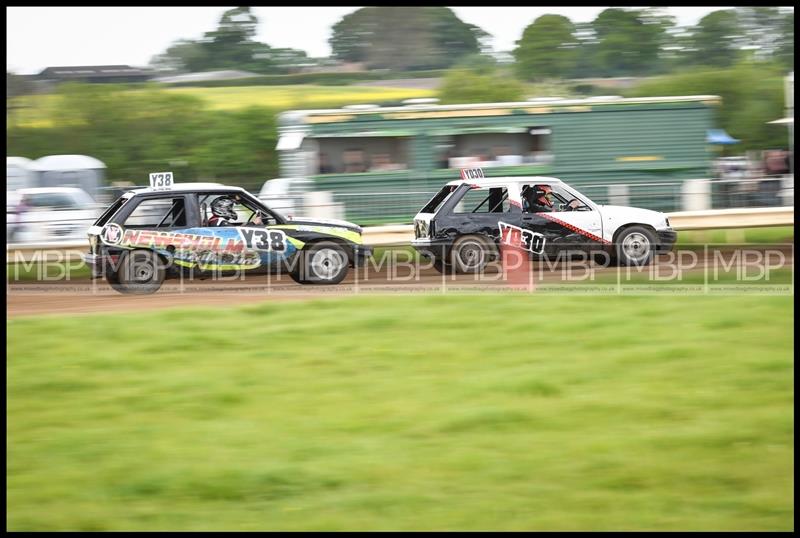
(7, 295, 794, 530)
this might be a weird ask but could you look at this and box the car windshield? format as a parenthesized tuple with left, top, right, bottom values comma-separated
(521, 183, 591, 211)
(94, 196, 128, 227)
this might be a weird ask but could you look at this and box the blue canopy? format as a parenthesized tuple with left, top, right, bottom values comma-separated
(707, 129, 740, 145)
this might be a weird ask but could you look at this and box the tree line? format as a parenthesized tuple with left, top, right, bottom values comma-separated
(147, 6, 792, 78)
(513, 7, 793, 80)
(5, 7, 793, 188)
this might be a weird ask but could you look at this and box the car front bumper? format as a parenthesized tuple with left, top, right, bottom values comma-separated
(353, 244, 373, 267)
(82, 252, 122, 278)
(656, 228, 678, 252)
(411, 237, 454, 259)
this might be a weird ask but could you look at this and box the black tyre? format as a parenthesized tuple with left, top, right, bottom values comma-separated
(450, 234, 496, 274)
(615, 226, 657, 267)
(109, 249, 166, 295)
(432, 257, 457, 275)
(291, 241, 349, 285)
(592, 249, 615, 268)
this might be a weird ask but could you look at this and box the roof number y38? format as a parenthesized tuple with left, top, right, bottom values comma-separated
(238, 228, 287, 252)
(149, 172, 174, 190)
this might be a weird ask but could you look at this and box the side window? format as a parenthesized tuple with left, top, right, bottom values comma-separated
(124, 197, 187, 228)
(521, 184, 588, 213)
(453, 187, 510, 214)
(421, 185, 457, 214)
(200, 194, 278, 226)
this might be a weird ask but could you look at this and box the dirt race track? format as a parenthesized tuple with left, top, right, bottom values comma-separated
(7, 246, 794, 317)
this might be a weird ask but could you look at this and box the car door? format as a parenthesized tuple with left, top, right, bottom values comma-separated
(438, 184, 519, 245)
(517, 183, 605, 259)
(193, 192, 292, 272)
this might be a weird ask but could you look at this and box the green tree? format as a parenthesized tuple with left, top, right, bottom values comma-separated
(659, 24, 694, 72)
(736, 7, 787, 61)
(148, 7, 311, 75)
(6, 83, 280, 191)
(190, 106, 278, 187)
(514, 15, 578, 81)
(689, 10, 742, 68)
(570, 21, 600, 78)
(591, 8, 672, 76)
(626, 61, 787, 151)
(329, 7, 488, 70)
(201, 6, 260, 70)
(150, 39, 208, 73)
(775, 11, 794, 70)
(452, 53, 499, 75)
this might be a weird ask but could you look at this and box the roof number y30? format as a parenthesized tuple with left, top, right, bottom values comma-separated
(460, 168, 484, 180)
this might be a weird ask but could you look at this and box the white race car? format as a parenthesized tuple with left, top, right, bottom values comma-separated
(411, 172, 677, 273)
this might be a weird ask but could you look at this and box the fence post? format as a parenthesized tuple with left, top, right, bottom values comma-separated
(303, 191, 344, 220)
(608, 184, 629, 206)
(681, 179, 711, 211)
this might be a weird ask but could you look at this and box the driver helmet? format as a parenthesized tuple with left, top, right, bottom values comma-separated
(533, 184, 554, 208)
(210, 196, 238, 221)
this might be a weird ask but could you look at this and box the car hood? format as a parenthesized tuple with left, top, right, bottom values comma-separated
(285, 217, 362, 234)
(599, 205, 669, 227)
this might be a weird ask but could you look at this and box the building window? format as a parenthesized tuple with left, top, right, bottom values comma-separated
(436, 128, 553, 169)
(315, 137, 409, 174)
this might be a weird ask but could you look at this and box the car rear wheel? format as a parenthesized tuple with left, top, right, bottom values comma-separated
(615, 226, 656, 267)
(108, 249, 166, 295)
(450, 235, 496, 274)
(290, 241, 349, 285)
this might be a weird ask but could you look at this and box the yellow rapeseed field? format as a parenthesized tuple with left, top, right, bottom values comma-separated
(9, 85, 437, 128)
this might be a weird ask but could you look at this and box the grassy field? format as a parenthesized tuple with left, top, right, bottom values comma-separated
(8, 84, 436, 128)
(166, 85, 435, 111)
(7, 295, 794, 531)
(676, 226, 795, 246)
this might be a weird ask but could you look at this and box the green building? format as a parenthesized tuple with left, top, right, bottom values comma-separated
(276, 95, 720, 224)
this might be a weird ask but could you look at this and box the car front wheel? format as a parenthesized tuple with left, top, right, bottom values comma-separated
(291, 241, 350, 285)
(615, 226, 656, 266)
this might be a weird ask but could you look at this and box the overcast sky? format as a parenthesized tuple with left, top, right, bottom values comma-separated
(7, 6, 780, 74)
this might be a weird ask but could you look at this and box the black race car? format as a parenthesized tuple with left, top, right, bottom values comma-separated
(84, 182, 372, 294)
